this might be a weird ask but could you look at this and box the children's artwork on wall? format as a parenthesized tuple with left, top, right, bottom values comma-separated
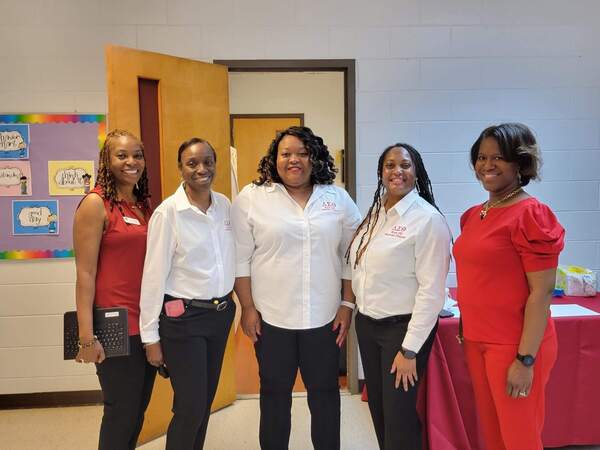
(12, 200, 59, 236)
(0, 124, 30, 160)
(0, 161, 32, 196)
(0, 114, 105, 260)
(48, 160, 95, 196)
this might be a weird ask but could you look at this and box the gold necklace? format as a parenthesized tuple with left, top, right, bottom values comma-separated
(480, 187, 523, 220)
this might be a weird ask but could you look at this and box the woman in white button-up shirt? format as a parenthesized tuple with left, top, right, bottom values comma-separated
(139, 138, 235, 450)
(348, 143, 451, 450)
(232, 126, 361, 450)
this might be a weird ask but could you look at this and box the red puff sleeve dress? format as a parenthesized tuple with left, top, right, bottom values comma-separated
(453, 197, 565, 450)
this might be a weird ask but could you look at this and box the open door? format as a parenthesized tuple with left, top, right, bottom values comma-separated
(105, 45, 234, 445)
(230, 114, 305, 395)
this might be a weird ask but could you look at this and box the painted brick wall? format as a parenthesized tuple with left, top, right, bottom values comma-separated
(0, 0, 598, 393)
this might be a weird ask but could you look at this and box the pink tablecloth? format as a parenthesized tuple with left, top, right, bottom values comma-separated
(422, 294, 600, 450)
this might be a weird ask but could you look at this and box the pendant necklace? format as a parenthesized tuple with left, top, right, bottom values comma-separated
(480, 186, 523, 220)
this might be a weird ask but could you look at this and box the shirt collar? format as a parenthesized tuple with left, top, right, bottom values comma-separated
(387, 189, 419, 217)
(174, 183, 216, 213)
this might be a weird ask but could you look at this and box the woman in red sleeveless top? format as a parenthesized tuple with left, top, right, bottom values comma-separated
(453, 123, 565, 450)
(73, 129, 157, 450)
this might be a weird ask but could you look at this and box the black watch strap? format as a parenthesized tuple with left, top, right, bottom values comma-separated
(516, 353, 535, 367)
(401, 347, 417, 360)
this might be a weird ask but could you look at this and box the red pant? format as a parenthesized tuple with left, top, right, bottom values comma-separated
(463, 329, 557, 450)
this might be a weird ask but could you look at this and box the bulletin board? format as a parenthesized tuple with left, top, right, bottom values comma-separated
(0, 114, 106, 260)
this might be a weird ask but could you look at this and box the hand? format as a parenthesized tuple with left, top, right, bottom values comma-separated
(390, 351, 418, 392)
(75, 340, 105, 364)
(241, 305, 262, 343)
(332, 305, 353, 347)
(145, 342, 164, 367)
(506, 359, 533, 398)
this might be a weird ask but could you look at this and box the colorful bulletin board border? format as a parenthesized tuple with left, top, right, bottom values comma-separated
(0, 114, 105, 260)
(0, 114, 106, 149)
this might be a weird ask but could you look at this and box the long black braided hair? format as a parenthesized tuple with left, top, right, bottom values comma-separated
(346, 143, 440, 268)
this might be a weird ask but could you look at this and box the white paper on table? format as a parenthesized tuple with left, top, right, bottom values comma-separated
(550, 304, 599, 317)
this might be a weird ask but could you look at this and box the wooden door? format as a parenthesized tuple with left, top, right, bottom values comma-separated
(231, 115, 302, 190)
(230, 114, 304, 395)
(105, 45, 234, 445)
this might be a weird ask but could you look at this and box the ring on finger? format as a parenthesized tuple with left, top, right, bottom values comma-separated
(518, 391, 528, 397)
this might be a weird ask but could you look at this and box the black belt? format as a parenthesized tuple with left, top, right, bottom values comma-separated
(359, 311, 412, 324)
(164, 292, 232, 312)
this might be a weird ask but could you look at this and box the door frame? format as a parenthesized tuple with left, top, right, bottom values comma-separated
(215, 59, 359, 394)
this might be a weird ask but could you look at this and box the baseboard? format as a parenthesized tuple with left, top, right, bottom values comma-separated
(0, 390, 102, 409)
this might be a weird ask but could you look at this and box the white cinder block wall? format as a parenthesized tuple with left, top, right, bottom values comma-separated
(0, 0, 599, 394)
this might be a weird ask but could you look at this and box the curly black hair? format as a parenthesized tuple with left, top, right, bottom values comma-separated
(346, 143, 440, 267)
(254, 126, 337, 186)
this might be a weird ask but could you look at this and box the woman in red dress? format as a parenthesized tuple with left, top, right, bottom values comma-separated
(73, 129, 156, 450)
(453, 123, 565, 450)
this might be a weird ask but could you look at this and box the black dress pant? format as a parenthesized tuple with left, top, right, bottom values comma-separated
(159, 301, 235, 450)
(96, 334, 157, 450)
(355, 312, 437, 450)
(255, 320, 341, 450)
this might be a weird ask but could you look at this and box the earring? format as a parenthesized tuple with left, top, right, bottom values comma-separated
(415, 178, 420, 193)
(517, 172, 522, 185)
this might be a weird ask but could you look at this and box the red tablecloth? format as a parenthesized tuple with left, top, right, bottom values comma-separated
(422, 293, 600, 450)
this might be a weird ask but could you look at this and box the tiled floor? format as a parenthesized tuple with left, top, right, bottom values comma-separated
(0, 394, 598, 450)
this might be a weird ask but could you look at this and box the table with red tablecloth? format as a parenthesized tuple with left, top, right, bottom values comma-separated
(421, 293, 600, 450)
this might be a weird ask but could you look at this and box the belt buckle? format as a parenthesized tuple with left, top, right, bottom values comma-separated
(216, 300, 228, 312)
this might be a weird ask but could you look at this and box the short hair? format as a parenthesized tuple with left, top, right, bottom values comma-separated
(177, 137, 217, 163)
(254, 126, 337, 186)
(470, 123, 541, 186)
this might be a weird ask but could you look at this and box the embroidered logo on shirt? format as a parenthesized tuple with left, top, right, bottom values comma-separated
(321, 201, 337, 211)
(223, 219, 232, 230)
(385, 225, 406, 238)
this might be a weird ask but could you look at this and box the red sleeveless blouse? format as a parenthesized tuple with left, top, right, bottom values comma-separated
(89, 186, 151, 336)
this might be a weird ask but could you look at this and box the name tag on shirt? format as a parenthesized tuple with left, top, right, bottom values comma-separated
(123, 216, 141, 225)
(223, 219, 232, 231)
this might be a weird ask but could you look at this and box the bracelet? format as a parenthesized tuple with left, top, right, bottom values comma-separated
(78, 335, 98, 349)
(341, 300, 356, 310)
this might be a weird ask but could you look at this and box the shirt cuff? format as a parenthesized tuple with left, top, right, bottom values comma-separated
(401, 333, 425, 354)
(235, 263, 251, 278)
(140, 328, 160, 344)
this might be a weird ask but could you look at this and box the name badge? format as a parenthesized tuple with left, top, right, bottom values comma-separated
(123, 216, 141, 225)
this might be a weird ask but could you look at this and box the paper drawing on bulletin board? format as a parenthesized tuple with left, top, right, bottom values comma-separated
(48, 160, 95, 196)
(12, 200, 59, 236)
(0, 161, 32, 196)
(0, 124, 30, 160)
(0, 114, 105, 260)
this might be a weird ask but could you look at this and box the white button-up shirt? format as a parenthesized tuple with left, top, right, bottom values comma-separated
(232, 183, 361, 330)
(139, 184, 235, 343)
(350, 189, 451, 352)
